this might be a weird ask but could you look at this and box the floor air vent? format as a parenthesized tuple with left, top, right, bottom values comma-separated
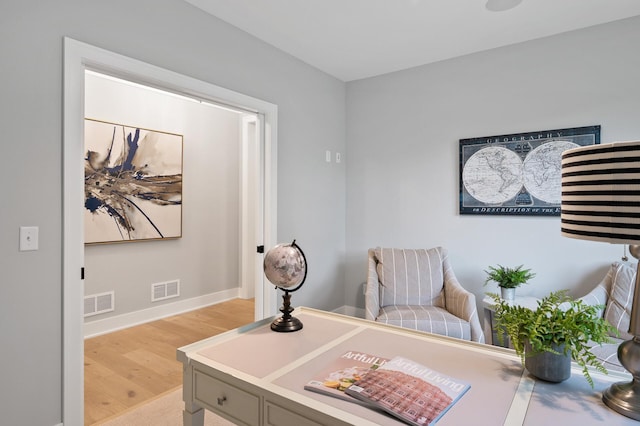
(152, 279, 180, 302)
(84, 291, 115, 317)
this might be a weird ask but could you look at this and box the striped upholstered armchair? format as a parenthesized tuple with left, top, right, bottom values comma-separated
(577, 261, 637, 373)
(365, 247, 485, 343)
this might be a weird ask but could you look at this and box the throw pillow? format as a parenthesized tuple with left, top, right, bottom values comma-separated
(374, 247, 445, 308)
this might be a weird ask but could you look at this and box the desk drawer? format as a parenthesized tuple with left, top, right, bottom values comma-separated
(265, 401, 323, 426)
(194, 371, 260, 425)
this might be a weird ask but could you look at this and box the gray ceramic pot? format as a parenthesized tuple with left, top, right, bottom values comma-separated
(524, 340, 571, 383)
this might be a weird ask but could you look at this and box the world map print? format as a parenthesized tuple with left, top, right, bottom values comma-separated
(459, 126, 600, 216)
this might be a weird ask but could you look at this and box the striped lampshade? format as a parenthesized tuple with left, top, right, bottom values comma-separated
(561, 140, 640, 245)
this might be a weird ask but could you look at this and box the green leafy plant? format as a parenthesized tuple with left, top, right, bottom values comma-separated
(484, 264, 535, 289)
(488, 290, 617, 387)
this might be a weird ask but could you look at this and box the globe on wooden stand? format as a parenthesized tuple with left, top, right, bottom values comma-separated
(263, 240, 307, 332)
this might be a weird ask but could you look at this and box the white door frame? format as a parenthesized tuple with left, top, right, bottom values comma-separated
(63, 37, 277, 425)
(240, 115, 258, 303)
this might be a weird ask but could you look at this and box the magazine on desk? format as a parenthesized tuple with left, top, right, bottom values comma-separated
(304, 351, 389, 404)
(345, 356, 470, 425)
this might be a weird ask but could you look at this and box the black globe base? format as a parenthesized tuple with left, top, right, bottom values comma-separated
(271, 290, 303, 332)
(270, 315, 303, 332)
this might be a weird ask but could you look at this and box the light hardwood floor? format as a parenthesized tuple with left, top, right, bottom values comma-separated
(84, 298, 255, 425)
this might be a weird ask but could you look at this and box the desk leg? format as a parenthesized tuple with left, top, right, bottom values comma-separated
(183, 404, 204, 426)
(483, 307, 494, 346)
(182, 362, 204, 426)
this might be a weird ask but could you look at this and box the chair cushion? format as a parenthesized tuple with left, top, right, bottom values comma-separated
(604, 262, 637, 340)
(374, 247, 445, 308)
(376, 305, 471, 340)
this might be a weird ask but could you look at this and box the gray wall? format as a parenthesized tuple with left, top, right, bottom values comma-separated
(345, 16, 640, 310)
(0, 0, 346, 424)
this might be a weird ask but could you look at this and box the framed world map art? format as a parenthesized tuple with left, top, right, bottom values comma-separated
(459, 125, 600, 216)
(84, 118, 183, 244)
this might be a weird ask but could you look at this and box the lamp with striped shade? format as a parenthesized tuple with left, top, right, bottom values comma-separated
(561, 140, 640, 420)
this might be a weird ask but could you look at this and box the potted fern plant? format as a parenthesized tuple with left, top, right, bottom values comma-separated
(484, 264, 535, 301)
(488, 290, 617, 386)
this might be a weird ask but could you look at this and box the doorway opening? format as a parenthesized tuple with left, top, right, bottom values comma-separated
(82, 70, 259, 336)
(64, 37, 278, 425)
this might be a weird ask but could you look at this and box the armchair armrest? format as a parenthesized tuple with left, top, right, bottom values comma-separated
(577, 270, 611, 312)
(576, 283, 608, 318)
(443, 260, 485, 343)
(365, 249, 380, 321)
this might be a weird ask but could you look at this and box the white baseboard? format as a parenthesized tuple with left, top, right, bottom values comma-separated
(83, 288, 241, 339)
(332, 305, 365, 319)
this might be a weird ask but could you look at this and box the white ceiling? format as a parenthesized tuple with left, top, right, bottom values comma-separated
(183, 0, 640, 82)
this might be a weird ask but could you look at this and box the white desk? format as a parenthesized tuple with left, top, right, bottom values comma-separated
(178, 307, 635, 426)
